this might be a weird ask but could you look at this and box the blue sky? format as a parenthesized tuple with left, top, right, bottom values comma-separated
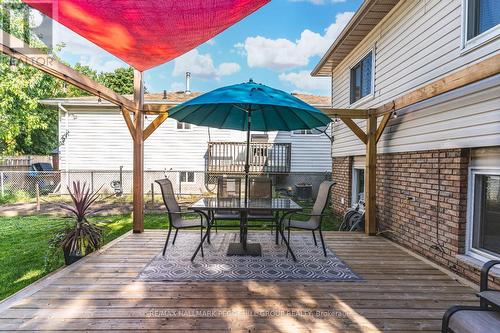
(52, 0, 362, 96)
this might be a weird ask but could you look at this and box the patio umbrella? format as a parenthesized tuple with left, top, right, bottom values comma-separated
(169, 79, 332, 197)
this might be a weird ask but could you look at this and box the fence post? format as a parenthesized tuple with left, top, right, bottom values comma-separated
(179, 176, 182, 196)
(36, 183, 40, 211)
(91, 171, 94, 192)
(0, 171, 4, 197)
(151, 183, 154, 207)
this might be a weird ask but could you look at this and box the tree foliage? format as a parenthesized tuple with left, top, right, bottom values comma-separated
(98, 67, 134, 95)
(0, 2, 136, 156)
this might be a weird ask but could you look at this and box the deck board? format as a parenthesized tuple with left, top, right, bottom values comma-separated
(0, 231, 477, 332)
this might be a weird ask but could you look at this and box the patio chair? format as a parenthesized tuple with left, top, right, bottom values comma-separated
(155, 178, 207, 256)
(284, 180, 335, 257)
(212, 177, 242, 231)
(247, 177, 278, 232)
(442, 260, 500, 333)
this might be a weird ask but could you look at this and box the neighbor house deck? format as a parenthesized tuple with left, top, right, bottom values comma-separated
(0, 231, 478, 332)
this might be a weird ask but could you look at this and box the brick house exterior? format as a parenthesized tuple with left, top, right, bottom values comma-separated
(331, 148, 499, 287)
(314, 0, 500, 287)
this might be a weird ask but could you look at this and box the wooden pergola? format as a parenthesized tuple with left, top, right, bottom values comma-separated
(2, 29, 499, 235)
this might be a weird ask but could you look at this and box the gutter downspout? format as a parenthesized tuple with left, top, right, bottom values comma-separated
(58, 103, 70, 190)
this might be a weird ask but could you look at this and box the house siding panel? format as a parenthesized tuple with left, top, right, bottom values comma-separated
(58, 109, 332, 172)
(330, 0, 500, 157)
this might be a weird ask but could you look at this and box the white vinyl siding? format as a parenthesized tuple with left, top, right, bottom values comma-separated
(274, 130, 332, 172)
(59, 108, 332, 172)
(330, 0, 500, 157)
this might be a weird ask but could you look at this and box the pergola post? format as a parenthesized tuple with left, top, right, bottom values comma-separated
(132, 70, 145, 233)
(364, 115, 377, 235)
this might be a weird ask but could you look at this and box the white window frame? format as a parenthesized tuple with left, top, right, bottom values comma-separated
(291, 127, 325, 136)
(461, 0, 500, 54)
(179, 171, 195, 184)
(349, 47, 375, 107)
(291, 124, 330, 136)
(351, 166, 365, 206)
(466, 167, 500, 261)
(176, 121, 193, 131)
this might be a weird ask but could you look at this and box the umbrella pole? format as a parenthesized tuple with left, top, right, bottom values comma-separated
(244, 110, 252, 202)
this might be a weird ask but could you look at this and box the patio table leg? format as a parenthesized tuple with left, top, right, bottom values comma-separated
(241, 211, 248, 250)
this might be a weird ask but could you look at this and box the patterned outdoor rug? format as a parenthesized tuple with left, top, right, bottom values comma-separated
(137, 232, 361, 282)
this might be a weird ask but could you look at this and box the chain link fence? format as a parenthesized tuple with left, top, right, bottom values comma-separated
(0, 170, 332, 204)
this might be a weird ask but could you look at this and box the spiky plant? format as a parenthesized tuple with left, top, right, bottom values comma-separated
(54, 181, 103, 255)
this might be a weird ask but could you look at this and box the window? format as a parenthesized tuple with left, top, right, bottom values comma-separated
(292, 126, 327, 135)
(469, 170, 500, 258)
(466, 0, 499, 40)
(179, 171, 195, 183)
(463, 0, 500, 50)
(292, 129, 314, 135)
(177, 122, 191, 130)
(350, 51, 373, 104)
(351, 167, 365, 205)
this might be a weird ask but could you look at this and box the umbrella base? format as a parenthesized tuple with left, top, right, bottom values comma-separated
(227, 243, 262, 256)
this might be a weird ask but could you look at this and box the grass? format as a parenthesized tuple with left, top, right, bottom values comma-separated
(0, 203, 341, 301)
(0, 213, 166, 300)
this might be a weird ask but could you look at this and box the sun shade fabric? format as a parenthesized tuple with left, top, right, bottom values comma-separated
(169, 81, 332, 132)
(22, 0, 269, 71)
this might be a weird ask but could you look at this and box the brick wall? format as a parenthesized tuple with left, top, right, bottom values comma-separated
(331, 148, 499, 287)
(331, 156, 352, 215)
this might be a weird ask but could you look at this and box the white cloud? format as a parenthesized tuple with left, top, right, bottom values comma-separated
(52, 22, 127, 72)
(217, 62, 241, 76)
(205, 39, 216, 46)
(236, 11, 353, 70)
(279, 70, 331, 95)
(170, 81, 185, 91)
(172, 49, 241, 80)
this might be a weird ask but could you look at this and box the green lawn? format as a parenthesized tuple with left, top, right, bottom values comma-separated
(0, 204, 340, 300)
(0, 214, 166, 300)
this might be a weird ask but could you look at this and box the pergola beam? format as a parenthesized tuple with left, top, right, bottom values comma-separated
(143, 104, 176, 115)
(144, 113, 169, 140)
(320, 108, 371, 119)
(375, 112, 392, 144)
(1, 30, 137, 113)
(339, 117, 367, 144)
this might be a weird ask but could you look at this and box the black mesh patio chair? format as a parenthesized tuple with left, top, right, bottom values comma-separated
(248, 177, 278, 232)
(284, 180, 335, 257)
(155, 178, 207, 256)
(212, 177, 242, 231)
(442, 260, 500, 333)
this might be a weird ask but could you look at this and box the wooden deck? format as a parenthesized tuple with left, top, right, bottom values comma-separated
(0, 231, 478, 332)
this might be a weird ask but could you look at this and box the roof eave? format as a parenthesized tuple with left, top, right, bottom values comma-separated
(311, 0, 400, 77)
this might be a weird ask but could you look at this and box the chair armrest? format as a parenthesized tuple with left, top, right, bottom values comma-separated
(289, 212, 327, 219)
(481, 260, 500, 292)
(441, 305, 493, 333)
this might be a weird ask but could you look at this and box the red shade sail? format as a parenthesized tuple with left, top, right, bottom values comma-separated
(23, 0, 269, 71)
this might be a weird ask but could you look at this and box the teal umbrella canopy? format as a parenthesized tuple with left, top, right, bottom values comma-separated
(169, 80, 331, 131)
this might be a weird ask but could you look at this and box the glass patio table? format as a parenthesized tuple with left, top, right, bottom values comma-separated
(189, 198, 302, 261)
